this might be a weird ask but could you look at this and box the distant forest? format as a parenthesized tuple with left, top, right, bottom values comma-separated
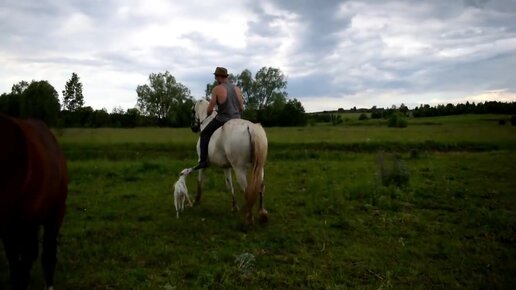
(310, 101, 516, 124)
(0, 68, 307, 128)
(1, 77, 515, 128)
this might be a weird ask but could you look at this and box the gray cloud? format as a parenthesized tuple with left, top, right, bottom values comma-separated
(0, 0, 515, 111)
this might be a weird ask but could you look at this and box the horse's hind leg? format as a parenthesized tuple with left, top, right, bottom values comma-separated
(234, 167, 253, 223)
(258, 182, 269, 224)
(194, 169, 203, 205)
(259, 182, 265, 210)
(42, 204, 65, 290)
(234, 167, 247, 195)
(258, 169, 268, 224)
(224, 168, 238, 211)
(4, 224, 39, 290)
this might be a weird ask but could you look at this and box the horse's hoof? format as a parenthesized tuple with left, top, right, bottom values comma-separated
(258, 209, 269, 224)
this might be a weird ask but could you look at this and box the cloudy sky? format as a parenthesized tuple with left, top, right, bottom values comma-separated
(1, 0, 515, 112)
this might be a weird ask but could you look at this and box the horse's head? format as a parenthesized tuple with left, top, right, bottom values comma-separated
(190, 100, 209, 133)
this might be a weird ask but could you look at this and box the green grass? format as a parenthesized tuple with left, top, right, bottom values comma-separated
(56, 114, 516, 153)
(1, 114, 515, 289)
(57, 114, 516, 146)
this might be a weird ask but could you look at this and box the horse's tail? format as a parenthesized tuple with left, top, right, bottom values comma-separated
(245, 123, 268, 214)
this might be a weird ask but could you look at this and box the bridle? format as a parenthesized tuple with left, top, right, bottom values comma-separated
(190, 101, 217, 133)
(190, 106, 210, 133)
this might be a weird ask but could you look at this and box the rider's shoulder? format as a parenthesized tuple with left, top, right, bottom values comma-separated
(213, 83, 237, 93)
(211, 84, 223, 92)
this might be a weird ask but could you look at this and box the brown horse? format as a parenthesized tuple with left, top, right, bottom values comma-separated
(0, 114, 68, 290)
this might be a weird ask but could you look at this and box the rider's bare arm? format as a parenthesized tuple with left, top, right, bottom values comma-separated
(235, 87, 244, 112)
(207, 88, 218, 116)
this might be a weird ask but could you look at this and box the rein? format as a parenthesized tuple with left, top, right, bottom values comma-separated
(197, 110, 217, 129)
(191, 100, 217, 132)
(199, 115, 211, 126)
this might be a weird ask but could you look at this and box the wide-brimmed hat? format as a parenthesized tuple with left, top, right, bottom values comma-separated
(213, 67, 229, 77)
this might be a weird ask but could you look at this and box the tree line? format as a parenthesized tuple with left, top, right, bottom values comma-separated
(0, 76, 156, 128)
(365, 102, 516, 118)
(308, 101, 516, 126)
(411, 101, 516, 117)
(0, 67, 308, 128)
(2, 71, 515, 128)
(137, 67, 307, 127)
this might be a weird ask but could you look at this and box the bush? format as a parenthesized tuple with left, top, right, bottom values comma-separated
(388, 112, 408, 128)
(377, 152, 410, 187)
(511, 115, 516, 126)
(358, 113, 369, 121)
(498, 119, 506, 125)
(371, 111, 383, 119)
(409, 149, 421, 159)
(331, 114, 343, 125)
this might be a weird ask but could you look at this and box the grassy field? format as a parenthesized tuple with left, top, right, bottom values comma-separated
(57, 114, 516, 146)
(1, 114, 515, 289)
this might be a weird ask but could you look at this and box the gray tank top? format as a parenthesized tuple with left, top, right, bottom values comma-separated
(216, 83, 241, 122)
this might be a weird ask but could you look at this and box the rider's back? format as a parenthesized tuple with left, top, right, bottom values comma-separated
(215, 83, 240, 122)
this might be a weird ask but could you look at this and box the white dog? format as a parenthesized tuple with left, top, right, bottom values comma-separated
(173, 168, 193, 218)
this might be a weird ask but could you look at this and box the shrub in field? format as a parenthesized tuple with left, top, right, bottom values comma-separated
(377, 152, 410, 187)
(308, 118, 316, 126)
(331, 114, 343, 125)
(409, 149, 421, 159)
(358, 113, 368, 121)
(498, 119, 506, 125)
(371, 110, 383, 119)
(388, 112, 408, 128)
(511, 115, 516, 125)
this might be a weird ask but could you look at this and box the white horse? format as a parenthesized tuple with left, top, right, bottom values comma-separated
(190, 100, 268, 224)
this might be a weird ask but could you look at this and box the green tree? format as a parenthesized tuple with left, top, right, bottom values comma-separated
(280, 98, 307, 126)
(62, 73, 84, 111)
(20, 81, 61, 126)
(123, 108, 141, 128)
(206, 67, 288, 111)
(256, 96, 286, 126)
(236, 69, 254, 107)
(388, 112, 408, 128)
(399, 103, 409, 115)
(203, 66, 306, 126)
(245, 67, 287, 110)
(0, 93, 20, 116)
(11, 80, 29, 95)
(167, 98, 195, 127)
(136, 71, 192, 125)
(0, 81, 29, 117)
(91, 108, 111, 127)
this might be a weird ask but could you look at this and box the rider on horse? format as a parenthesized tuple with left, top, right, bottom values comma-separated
(193, 67, 245, 170)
